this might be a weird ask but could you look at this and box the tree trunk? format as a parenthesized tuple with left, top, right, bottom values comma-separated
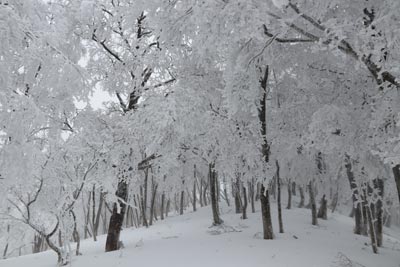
(392, 164, 400, 204)
(317, 194, 327, 220)
(105, 179, 128, 252)
(209, 163, 223, 225)
(234, 176, 242, 214)
(258, 65, 273, 239)
(193, 164, 197, 212)
(308, 181, 318, 226)
(260, 184, 273, 239)
(92, 184, 96, 241)
(276, 160, 284, 233)
(298, 185, 305, 208)
(363, 188, 378, 254)
(160, 192, 165, 220)
(241, 184, 248, 220)
(373, 178, 383, 247)
(149, 182, 158, 225)
(286, 179, 292, 209)
(344, 154, 362, 235)
(70, 210, 81, 256)
(292, 181, 296, 196)
(180, 189, 184, 215)
(93, 190, 104, 241)
(249, 179, 255, 213)
(166, 198, 170, 218)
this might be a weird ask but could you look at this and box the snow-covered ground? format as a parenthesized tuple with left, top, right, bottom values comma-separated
(2, 203, 400, 267)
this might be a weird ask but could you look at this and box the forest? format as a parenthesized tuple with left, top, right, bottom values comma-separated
(0, 0, 400, 266)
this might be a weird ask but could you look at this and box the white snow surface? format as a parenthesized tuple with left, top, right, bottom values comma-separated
(2, 204, 400, 267)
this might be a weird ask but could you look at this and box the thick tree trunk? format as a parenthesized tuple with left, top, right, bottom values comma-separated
(317, 194, 327, 220)
(276, 160, 284, 233)
(308, 181, 318, 226)
(392, 164, 400, 204)
(286, 179, 292, 209)
(344, 155, 362, 235)
(105, 179, 128, 252)
(260, 184, 273, 239)
(209, 163, 223, 225)
(258, 64, 274, 239)
(298, 185, 305, 208)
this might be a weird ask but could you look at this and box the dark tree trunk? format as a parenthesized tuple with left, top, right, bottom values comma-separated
(344, 154, 362, 235)
(166, 198, 170, 217)
(209, 163, 223, 225)
(392, 164, 400, 204)
(286, 179, 292, 209)
(199, 178, 204, 207)
(180, 189, 184, 215)
(241, 184, 248, 220)
(160, 193, 165, 220)
(308, 181, 318, 226)
(260, 185, 273, 239)
(298, 185, 305, 208)
(317, 194, 327, 220)
(258, 64, 273, 240)
(105, 179, 128, 252)
(193, 165, 197, 212)
(92, 184, 96, 241)
(234, 176, 242, 214)
(292, 181, 296, 196)
(276, 160, 284, 233)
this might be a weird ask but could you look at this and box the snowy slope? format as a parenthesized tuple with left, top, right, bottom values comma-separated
(2, 203, 400, 267)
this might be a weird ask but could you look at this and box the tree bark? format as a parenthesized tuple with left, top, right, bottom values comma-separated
(298, 185, 305, 208)
(317, 194, 327, 220)
(105, 178, 128, 252)
(260, 185, 273, 239)
(276, 160, 284, 233)
(344, 154, 362, 235)
(392, 164, 400, 204)
(308, 181, 318, 226)
(209, 163, 223, 225)
(193, 164, 197, 212)
(287, 179, 292, 209)
(160, 192, 165, 220)
(234, 176, 242, 214)
(241, 184, 248, 219)
(373, 178, 383, 247)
